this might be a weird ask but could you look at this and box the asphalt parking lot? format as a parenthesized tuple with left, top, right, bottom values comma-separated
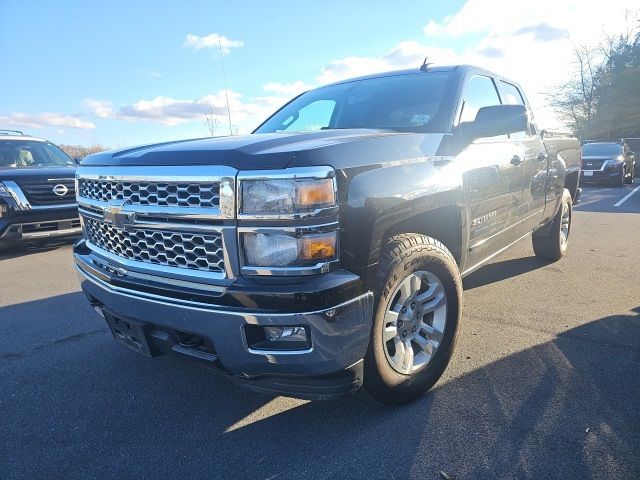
(1, 185, 639, 480)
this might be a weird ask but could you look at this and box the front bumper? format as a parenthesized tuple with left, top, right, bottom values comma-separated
(0, 207, 81, 242)
(74, 242, 374, 399)
(580, 165, 622, 183)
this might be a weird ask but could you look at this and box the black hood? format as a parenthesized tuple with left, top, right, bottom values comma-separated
(0, 165, 76, 182)
(80, 130, 445, 170)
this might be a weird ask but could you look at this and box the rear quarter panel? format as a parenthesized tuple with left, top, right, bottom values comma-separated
(543, 136, 581, 216)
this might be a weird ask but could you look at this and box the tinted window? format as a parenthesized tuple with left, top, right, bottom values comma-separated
(278, 100, 336, 132)
(582, 143, 623, 156)
(256, 73, 450, 133)
(0, 140, 75, 168)
(458, 75, 502, 124)
(499, 81, 530, 138)
(499, 81, 525, 106)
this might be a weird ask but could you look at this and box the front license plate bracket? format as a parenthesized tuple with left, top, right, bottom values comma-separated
(105, 314, 154, 357)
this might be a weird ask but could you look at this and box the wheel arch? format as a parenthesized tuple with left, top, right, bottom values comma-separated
(380, 206, 464, 268)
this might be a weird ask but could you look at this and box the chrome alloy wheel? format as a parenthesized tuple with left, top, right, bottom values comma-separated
(382, 271, 447, 375)
(560, 201, 571, 249)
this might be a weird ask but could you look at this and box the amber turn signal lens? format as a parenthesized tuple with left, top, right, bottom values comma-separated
(298, 233, 337, 262)
(296, 179, 335, 208)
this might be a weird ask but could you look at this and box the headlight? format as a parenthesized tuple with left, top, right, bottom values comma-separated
(239, 168, 336, 216)
(242, 230, 337, 268)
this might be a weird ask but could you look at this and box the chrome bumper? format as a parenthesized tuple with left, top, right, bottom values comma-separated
(75, 254, 373, 378)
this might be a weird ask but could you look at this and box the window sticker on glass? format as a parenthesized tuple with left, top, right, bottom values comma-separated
(411, 114, 430, 124)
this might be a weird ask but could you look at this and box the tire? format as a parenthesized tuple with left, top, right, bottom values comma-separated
(616, 168, 625, 187)
(532, 188, 572, 262)
(363, 234, 462, 406)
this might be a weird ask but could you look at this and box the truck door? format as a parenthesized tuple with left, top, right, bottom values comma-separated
(497, 80, 547, 233)
(457, 75, 525, 269)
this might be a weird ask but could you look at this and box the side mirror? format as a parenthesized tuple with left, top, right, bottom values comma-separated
(468, 104, 528, 140)
(74, 157, 83, 164)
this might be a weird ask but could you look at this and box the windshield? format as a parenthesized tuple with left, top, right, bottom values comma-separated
(0, 140, 75, 168)
(581, 143, 622, 157)
(255, 72, 450, 133)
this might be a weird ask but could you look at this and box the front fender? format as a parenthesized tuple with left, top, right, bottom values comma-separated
(340, 159, 465, 270)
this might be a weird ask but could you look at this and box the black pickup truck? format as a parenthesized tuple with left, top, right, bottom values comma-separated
(0, 131, 80, 247)
(73, 65, 580, 405)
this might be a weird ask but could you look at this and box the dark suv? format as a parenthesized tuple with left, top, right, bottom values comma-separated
(0, 130, 80, 247)
(581, 141, 635, 186)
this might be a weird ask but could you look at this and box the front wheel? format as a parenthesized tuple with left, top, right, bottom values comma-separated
(532, 188, 572, 261)
(363, 234, 462, 406)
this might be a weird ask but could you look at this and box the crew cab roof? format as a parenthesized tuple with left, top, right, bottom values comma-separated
(321, 65, 510, 88)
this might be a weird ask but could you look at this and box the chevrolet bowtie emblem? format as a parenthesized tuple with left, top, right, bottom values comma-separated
(103, 201, 135, 229)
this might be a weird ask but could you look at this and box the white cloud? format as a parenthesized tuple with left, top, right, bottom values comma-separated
(71, 2, 636, 137)
(422, 0, 630, 42)
(182, 33, 244, 53)
(315, 41, 458, 85)
(417, 0, 634, 127)
(423, 20, 444, 36)
(84, 99, 114, 118)
(0, 112, 95, 130)
(312, 1, 635, 128)
(88, 90, 288, 132)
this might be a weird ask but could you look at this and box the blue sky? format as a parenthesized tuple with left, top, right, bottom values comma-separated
(0, 0, 631, 147)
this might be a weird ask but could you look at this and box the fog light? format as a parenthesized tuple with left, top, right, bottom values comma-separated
(244, 325, 311, 351)
(264, 326, 307, 342)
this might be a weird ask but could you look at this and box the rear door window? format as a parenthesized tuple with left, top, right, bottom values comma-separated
(458, 75, 502, 124)
(498, 81, 530, 138)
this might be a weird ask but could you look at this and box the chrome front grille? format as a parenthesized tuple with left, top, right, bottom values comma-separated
(84, 218, 224, 272)
(76, 165, 237, 283)
(78, 179, 220, 208)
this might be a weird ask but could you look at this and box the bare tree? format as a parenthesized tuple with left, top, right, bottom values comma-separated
(548, 10, 640, 139)
(59, 143, 107, 159)
(547, 45, 600, 138)
(204, 108, 221, 137)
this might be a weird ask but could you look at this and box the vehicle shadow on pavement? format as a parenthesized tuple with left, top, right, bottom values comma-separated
(0, 238, 78, 261)
(1, 299, 638, 479)
(463, 255, 547, 290)
(219, 308, 640, 479)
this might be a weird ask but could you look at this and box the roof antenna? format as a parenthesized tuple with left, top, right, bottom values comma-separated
(420, 57, 433, 72)
(218, 39, 233, 136)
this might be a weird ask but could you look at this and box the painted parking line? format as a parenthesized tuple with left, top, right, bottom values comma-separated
(614, 185, 640, 207)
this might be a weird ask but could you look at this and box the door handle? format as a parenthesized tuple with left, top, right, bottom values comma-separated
(538, 152, 548, 162)
(510, 155, 523, 166)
